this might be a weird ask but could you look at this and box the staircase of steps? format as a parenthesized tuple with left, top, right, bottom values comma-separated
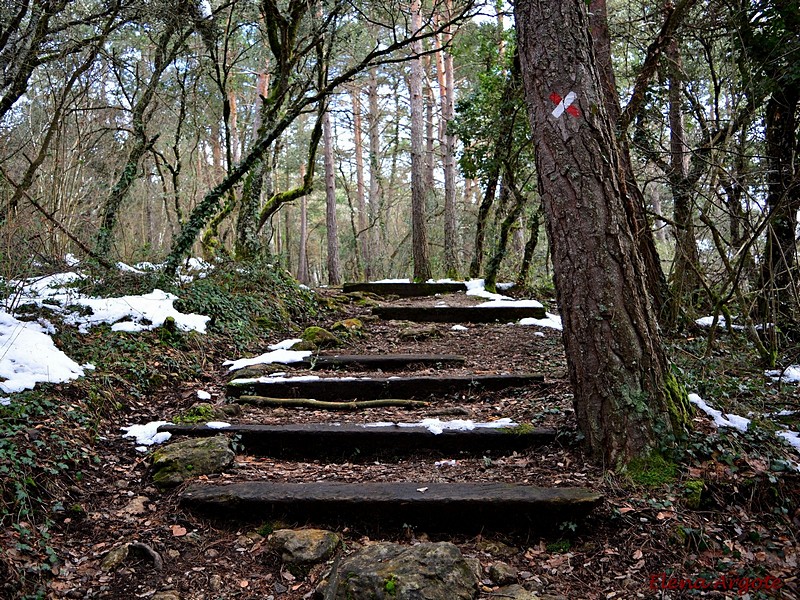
(171, 283, 600, 534)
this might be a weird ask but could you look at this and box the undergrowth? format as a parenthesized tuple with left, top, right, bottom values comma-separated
(0, 257, 317, 597)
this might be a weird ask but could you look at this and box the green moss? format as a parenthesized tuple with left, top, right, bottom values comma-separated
(626, 453, 678, 487)
(663, 369, 692, 431)
(174, 403, 217, 424)
(300, 326, 340, 349)
(683, 479, 705, 509)
(546, 539, 571, 553)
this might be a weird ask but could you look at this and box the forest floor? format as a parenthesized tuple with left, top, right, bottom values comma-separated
(2, 283, 800, 599)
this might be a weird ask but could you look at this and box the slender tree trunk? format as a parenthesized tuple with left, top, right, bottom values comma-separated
(440, 0, 459, 277)
(484, 168, 526, 292)
(469, 167, 499, 278)
(351, 85, 369, 277)
(516, 206, 541, 287)
(323, 109, 341, 285)
(758, 88, 800, 329)
(666, 37, 700, 324)
(516, 0, 690, 465)
(424, 61, 436, 191)
(409, 0, 432, 281)
(296, 160, 310, 284)
(367, 66, 382, 277)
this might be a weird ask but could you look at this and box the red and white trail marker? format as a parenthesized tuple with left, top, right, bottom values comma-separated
(550, 91, 580, 118)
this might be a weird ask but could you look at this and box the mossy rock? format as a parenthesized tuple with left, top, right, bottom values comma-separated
(151, 436, 234, 490)
(298, 326, 341, 349)
(332, 318, 364, 336)
(355, 297, 380, 308)
(398, 325, 441, 341)
(174, 403, 217, 424)
(683, 479, 705, 509)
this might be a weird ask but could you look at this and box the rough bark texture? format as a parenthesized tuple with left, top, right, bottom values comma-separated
(589, 0, 670, 320)
(367, 66, 382, 278)
(515, 0, 690, 464)
(409, 0, 432, 282)
(323, 110, 341, 285)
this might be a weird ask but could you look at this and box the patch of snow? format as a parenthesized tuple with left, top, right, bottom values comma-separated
(695, 316, 744, 330)
(299, 284, 310, 290)
(0, 397, 10, 406)
(496, 282, 515, 291)
(0, 311, 91, 393)
(777, 430, 800, 453)
(65, 253, 81, 267)
(765, 365, 800, 383)
(519, 313, 563, 330)
(435, 459, 457, 467)
(223, 349, 311, 371)
(268, 338, 302, 351)
(373, 278, 410, 283)
(451, 324, 468, 331)
(63, 289, 210, 334)
(464, 279, 510, 301)
(534, 331, 545, 337)
(196, 390, 211, 400)
(205, 421, 230, 429)
(116, 262, 146, 274)
(121, 421, 172, 446)
(362, 421, 396, 428)
(478, 299, 543, 308)
(688, 393, 750, 432)
(230, 375, 321, 385)
(394, 417, 517, 435)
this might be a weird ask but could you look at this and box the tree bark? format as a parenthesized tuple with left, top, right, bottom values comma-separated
(351, 85, 369, 277)
(297, 163, 310, 285)
(367, 66, 382, 277)
(440, 0, 459, 278)
(409, 0, 432, 282)
(323, 109, 341, 285)
(515, 0, 690, 465)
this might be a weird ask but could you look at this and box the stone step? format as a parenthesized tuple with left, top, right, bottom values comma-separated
(180, 482, 603, 531)
(226, 373, 545, 400)
(157, 422, 557, 457)
(301, 353, 466, 370)
(372, 305, 546, 322)
(342, 282, 467, 296)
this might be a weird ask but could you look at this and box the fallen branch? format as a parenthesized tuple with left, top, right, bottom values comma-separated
(236, 396, 429, 410)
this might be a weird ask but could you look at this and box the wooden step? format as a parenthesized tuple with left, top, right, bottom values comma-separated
(301, 353, 466, 370)
(342, 282, 467, 296)
(372, 305, 546, 322)
(226, 373, 544, 400)
(180, 482, 603, 531)
(157, 423, 557, 457)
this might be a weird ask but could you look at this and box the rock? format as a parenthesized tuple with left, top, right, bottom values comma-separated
(118, 496, 149, 517)
(477, 539, 518, 559)
(493, 585, 540, 599)
(398, 325, 441, 341)
(464, 557, 483, 581)
(100, 544, 130, 571)
(332, 318, 364, 335)
(489, 561, 518, 585)
(101, 542, 163, 572)
(322, 541, 477, 599)
(297, 326, 340, 349)
(152, 592, 180, 600)
(151, 436, 234, 489)
(269, 528, 340, 565)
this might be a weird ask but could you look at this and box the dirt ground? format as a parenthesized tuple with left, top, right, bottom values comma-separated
(12, 289, 799, 599)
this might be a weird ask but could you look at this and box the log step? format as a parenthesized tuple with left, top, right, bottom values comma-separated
(157, 423, 557, 457)
(226, 373, 545, 400)
(180, 482, 603, 531)
(343, 282, 467, 296)
(372, 305, 546, 322)
(301, 353, 466, 370)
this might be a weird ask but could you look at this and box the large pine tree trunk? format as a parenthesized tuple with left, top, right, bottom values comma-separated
(515, 0, 690, 465)
(409, 0, 432, 282)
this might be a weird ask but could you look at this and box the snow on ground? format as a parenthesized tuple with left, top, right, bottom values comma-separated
(121, 421, 172, 451)
(519, 313, 563, 330)
(451, 324, 468, 331)
(224, 348, 311, 371)
(0, 260, 211, 404)
(229, 374, 321, 385)
(695, 316, 745, 330)
(478, 298, 543, 308)
(688, 393, 751, 432)
(205, 422, 231, 429)
(197, 390, 211, 400)
(363, 417, 518, 435)
(765, 365, 800, 384)
(0, 311, 92, 393)
(268, 338, 302, 351)
(464, 279, 510, 300)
